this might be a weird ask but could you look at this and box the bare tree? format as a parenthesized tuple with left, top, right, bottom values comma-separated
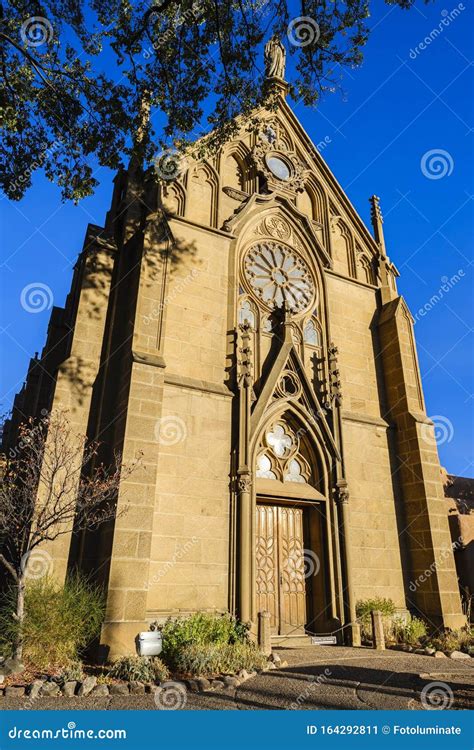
(0, 411, 136, 660)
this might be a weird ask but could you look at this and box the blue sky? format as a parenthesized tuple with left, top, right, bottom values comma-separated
(1, 0, 473, 474)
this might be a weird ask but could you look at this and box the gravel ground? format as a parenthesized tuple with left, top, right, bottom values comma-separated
(1, 646, 473, 711)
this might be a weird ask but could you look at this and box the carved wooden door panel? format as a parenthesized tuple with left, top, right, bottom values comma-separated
(278, 506, 307, 634)
(256, 504, 279, 631)
(256, 503, 307, 635)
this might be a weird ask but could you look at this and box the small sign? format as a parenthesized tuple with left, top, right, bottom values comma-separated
(311, 635, 337, 645)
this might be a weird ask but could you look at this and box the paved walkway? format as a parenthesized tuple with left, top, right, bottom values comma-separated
(1, 647, 473, 711)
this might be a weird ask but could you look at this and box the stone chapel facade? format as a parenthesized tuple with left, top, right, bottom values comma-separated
(4, 63, 465, 657)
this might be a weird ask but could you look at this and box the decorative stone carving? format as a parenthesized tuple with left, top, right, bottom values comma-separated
(328, 342, 343, 404)
(238, 322, 254, 386)
(264, 36, 286, 80)
(276, 370, 302, 399)
(334, 479, 350, 505)
(256, 420, 311, 485)
(250, 140, 306, 194)
(222, 186, 249, 202)
(238, 474, 253, 493)
(264, 215, 291, 241)
(244, 241, 315, 315)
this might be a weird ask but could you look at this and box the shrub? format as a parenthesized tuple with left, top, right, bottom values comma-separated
(0, 574, 105, 670)
(108, 655, 169, 683)
(430, 627, 474, 654)
(57, 660, 84, 683)
(173, 642, 268, 677)
(392, 616, 427, 646)
(355, 598, 396, 641)
(159, 612, 249, 670)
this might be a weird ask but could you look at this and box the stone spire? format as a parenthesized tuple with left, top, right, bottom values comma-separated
(369, 195, 386, 255)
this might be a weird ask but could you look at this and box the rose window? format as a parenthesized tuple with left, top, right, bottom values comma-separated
(244, 241, 315, 314)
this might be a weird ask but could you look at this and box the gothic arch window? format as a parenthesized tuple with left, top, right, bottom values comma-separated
(238, 297, 257, 328)
(284, 457, 310, 484)
(256, 453, 277, 479)
(187, 162, 218, 227)
(358, 254, 375, 285)
(161, 181, 185, 216)
(223, 153, 246, 192)
(255, 417, 321, 488)
(331, 217, 356, 278)
(304, 179, 330, 248)
(303, 318, 321, 347)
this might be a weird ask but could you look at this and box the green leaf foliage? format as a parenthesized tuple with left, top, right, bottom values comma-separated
(0, 1, 431, 201)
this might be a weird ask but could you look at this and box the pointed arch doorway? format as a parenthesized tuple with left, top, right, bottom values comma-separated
(255, 480, 328, 636)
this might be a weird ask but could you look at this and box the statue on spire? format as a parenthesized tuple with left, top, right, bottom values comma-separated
(264, 36, 286, 80)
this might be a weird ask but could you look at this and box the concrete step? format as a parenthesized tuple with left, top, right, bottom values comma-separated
(271, 634, 316, 648)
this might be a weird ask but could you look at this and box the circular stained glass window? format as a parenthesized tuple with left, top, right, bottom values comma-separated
(265, 154, 291, 181)
(244, 241, 315, 314)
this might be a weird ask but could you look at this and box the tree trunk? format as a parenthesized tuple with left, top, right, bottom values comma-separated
(14, 578, 25, 662)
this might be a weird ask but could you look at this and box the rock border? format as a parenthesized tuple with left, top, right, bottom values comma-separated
(0, 665, 272, 699)
(387, 645, 472, 659)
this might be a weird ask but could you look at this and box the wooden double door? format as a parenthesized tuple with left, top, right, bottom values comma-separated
(256, 502, 310, 635)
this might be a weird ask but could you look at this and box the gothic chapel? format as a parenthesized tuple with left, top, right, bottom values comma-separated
(6, 39, 464, 656)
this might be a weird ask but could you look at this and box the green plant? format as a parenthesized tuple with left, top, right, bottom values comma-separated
(430, 627, 474, 654)
(0, 574, 105, 670)
(57, 660, 84, 683)
(355, 598, 396, 641)
(108, 656, 169, 683)
(97, 673, 113, 685)
(392, 616, 427, 646)
(173, 642, 268, 677)
(159, 612, 249, 670)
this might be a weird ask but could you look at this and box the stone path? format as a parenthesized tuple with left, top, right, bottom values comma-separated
(1, 647, 473, 711)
